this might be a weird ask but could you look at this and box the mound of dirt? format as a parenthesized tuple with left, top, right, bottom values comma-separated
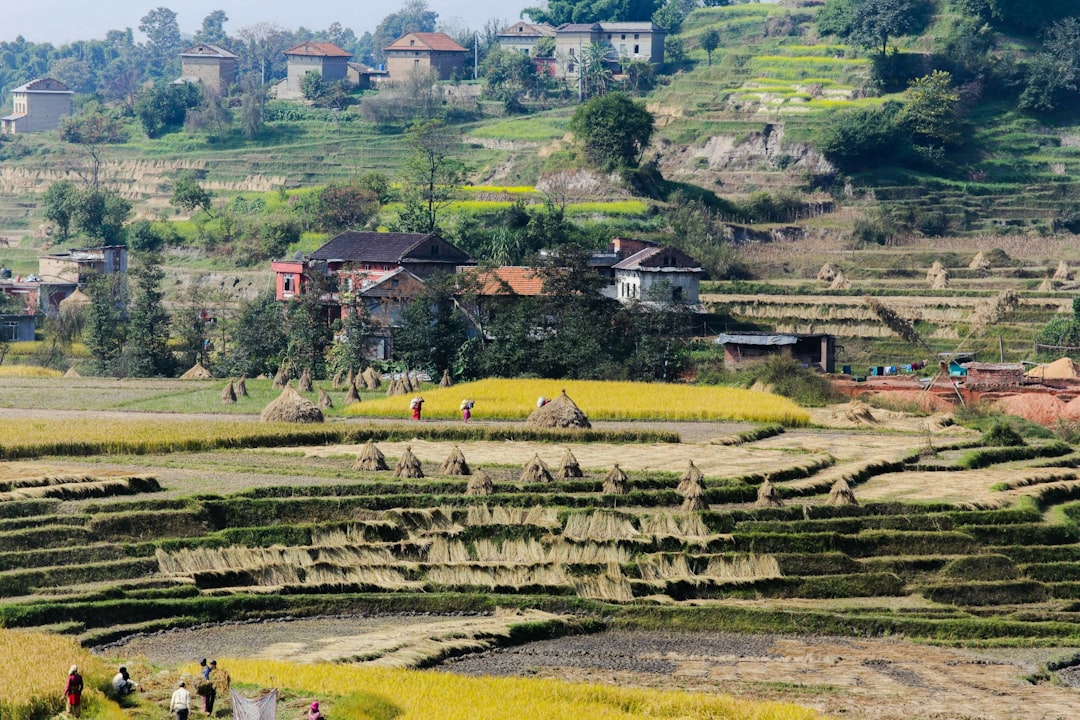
(996, 393, 1067, 426)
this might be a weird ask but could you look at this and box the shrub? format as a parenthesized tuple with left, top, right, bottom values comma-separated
(982, 422, 1026, 447)
(733, 355, 839, 407)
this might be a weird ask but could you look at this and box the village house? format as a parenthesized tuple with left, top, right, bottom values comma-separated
(588, 238, 702, 305)
(545, 21, 666, 80)
(273, 41, 352, 100)
(348, 61, 389, 89)
(715, 332, 837, 373)
(1, 78, 73, 134)
(178, 44, 238, 95)
(384, 32, 468, 81)
(496, 21, 557, 55)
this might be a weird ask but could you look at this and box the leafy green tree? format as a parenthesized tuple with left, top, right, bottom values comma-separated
(139, 7, 183, 76)
(171, 173, 214, 218)
(329, 301, 374, 376)
(523, 0, 663, 26)
(986, 0, 1080, 33)
(848, 0, 927, 55)
(228, 291, 286, 377)
(371, 0, 438, 64)
(42, 180, 79, 241)
(816, 101, 903, 171)
(900, 70, 962, 147)
(135, 82, 202, 138)
(652, 0, 698, 34)
(1019, 17, 1080, 114)
(285, 281, 332, 379)
(72, 188, 132, 243)
(581, 42, 614, 98)
(83, 271, 127, 375)
(175, 283, 211, 369)
(393, 272, 468, 373)
(817, 0, 858, 37)
(534, 37, 556, 58)
(58, 104, 127, 188)
(397, 120, 465, 233)
(621, 284, 692, 382)
(569, 92, 654, 171)
(700, 29, 720, 66)
(194, 10, 230, 47)
(126, 253, 175, 377)
(315, 182, 380, 233)
(300, 70, 325, 101)
(664, 36, 686, 70)
(482, 47, 541, 111)
(239, 75, 267, 139)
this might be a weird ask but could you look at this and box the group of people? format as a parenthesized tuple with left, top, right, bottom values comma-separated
(63, 664, 137, 718)
(409, 397, 477, 423)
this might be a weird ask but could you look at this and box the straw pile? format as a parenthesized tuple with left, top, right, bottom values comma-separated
(354, 440, 389, 471)
(465, 469, 493, 496)
(864, 297, 929, 350)
(556, 449, 583, 479)
(260, 385, 324, 423)
(926, 260, 946, 283)
(344, 382, 361, 404)
(64, 366, 81, 378)
(439, 446, 471, 476)
(1039, 278, 1055, 292)
(602, 464, 629, 495)
(931, 269, 950, 289)
(317, 387, 333, 409)
(333, 370, 345, 388)
(969, 251, 991, 271)
(346, 368, 356, 388)
(677, 460, 704, 494)
(394, 446, 424, 478)
(526, 389, 591, 429)
(180, 362, 213, 380)
(756, 477, 783, 507)
(235, 375, 248, 397)
(298, 367, 314, 392)
(1054, 260, 1072, 281)
(680, 473, 708, 512)
(520, 454, 553, 483)
(221, 380, 236, 404)
(845, 401, 879, 425)
(272, 366, 288, 389)
(829, 271, 851, 290)
(827, 478, 858, 506)
(439, 369, 453, 388)
(386, 377, 409, 396)
(816, 262, 837, 282)
(970, 290, 1019, 329)
(363, 367, 381, 390)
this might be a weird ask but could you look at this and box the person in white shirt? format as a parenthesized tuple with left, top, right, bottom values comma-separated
(112, 666, 137, 695)
(170, 680, 191, 720)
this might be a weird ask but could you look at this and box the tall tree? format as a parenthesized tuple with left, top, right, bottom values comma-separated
(524, 0, 663, 25)
(139, 7, 183, 76)
(82, 271, 127, 376)
(371, 0, 439, 64)
(239, 75, 267, 139)
(236, 22, 287, 85)
(1019, 17, 1080, 113)
(228, 291, 286, 377)
(397, 119, 465, 233)
(58, 104, 127, 188)
(569, 92, 654, 170)
(42, 180, 80, 241)
(700, 29, 720, 66)
(900, 70, 962, 146)
(171, 173, 214, 218)
(393, 272, 468, 373)
(284, 283, 332, 379)
(72, 188, 132, 243)
(127, 253, 175, 377)
(194, 10, 230, 47)
(330, 301, 374, 376)
(849, 0, 925, 55)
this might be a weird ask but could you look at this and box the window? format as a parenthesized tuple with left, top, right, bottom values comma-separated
(1, 322, 17, 341)
(634, 33, 639, 39)
(633, 44, 639, 54)
(431, 244, 440, 256)
(621, 34, 626, 40)
(569, 48, 575, 56)
(567, 62, 575, 72)
(282, 274, 296, 295)
(672, 286, 683, 302)
(620, 44, 626, 54)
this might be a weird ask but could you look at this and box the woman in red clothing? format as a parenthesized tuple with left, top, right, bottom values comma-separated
(410, 396, 424, 420)
(65, 665, 84, 718)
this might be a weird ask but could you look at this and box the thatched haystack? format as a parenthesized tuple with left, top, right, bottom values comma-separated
(298, 367, 314, 393)
(931, 269, 950, 290)
(180, 362, 213, 380)
(439, 446, 471, 476)
(520, 454, 553, 483)
(556, 449, 583, 479)
(63, 366, 81, 378)
(363, 367, 381, 390)
(830, 270, 851, 290)
(386, 377, 408, 396)
(466, 469, 494, 496)
(58, 288, 91, 317)
(680, 474, 708, 512)
(926, 260, 946, 283)
(346, 368, 356, 389)
(845, 401, 879, 425)
(260, 385, 324, 424)
(677, 460, 704, 494)
(1038, 278, 1055, 292)
(344, 382, 361, 404)
(1054, 260, 1072, 281)
(272, 366, 289, 389)
(526, 389, 591, 429)
(354, 440, 388, 472)
(317, 387, 334, 409)
(394, 446, 424, 478)
(235, 375, 248, 397)
(221, 380, 236, 404)
(969, 251, 991, 271)
(827, 477, 858, 506)
(816, 262, 837, 282)
(439, 369, 453, 388)
(603, 464, 629, 495)
(332, 370, 345, 388)
(755, 477, 783, 507)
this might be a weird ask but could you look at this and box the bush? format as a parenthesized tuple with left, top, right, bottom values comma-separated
(982, 421, 1026, 447)
(735, 355, 839, 407)
(816, 102, 905, 172)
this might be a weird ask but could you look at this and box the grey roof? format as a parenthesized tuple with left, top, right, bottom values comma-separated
(308, 231, 469, 264)
(558, 23, 603, 32)
(181, 44, 238, 59)
(612, 246, 702, 272)
(599, 21, 666, 33)
(11, 78, 72, 94)
(716, 334, 799, 347)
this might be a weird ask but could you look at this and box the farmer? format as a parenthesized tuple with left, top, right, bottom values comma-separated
(308, 701, 324, 720)
(537, 396, 549, 408)
(170, 680, 191, 720)
(460, 398, 474, 423)
(112, 666, 137, 695)
(206, 660, 229, 714)
(410, 396, 424, 421)
(198, 658, 215, 714)
(64, 665, 84, 717)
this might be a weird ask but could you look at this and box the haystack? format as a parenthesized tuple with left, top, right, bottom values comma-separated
(969, 251, 991, 271)
(439, 369, 453, 388)
(439, 446, 471, 476)
(63, 366, 81, 378)
(931, 269, 950, 289)
(520, 454, 553, 483)
(556, 449, 583, 479)
(526, 389, 591, 429)
(466, 469, 494, 496)
(816, 262, 838, 282)
(58, 289, 91, 317)
(680, 475, 708, 512)
(298, 367, 314, 393)
(830, 270, 851, 290)
(260, 385, 324, 424)
(354, 440, 388, 471)
(344, 382, 361, 404)
(346, 368, 356, 389)
(827, 477, 858, 506)
(272, 366, 288, 389)
(221, 380, 236, 404)
(677, 460, 704, 494)
(1054, 260, 1072, 281)
(602, 464, 629, 495)
(386, 377, 408, 396)
(180, 362, 213, 380)
(394, 446, 424, 478)
(755, 477, 783, 507)
(363, 367, 381, 390)
(1038, 278, 1055, 292)
(317, 387, 333, 409)
(332, 370, 345, 388)
(845, 401, 879, 425)
(926, 260, 946, 282)
(235, 375, 248, 397)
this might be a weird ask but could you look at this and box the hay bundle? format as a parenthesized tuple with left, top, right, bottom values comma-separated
(439, 368, 453, 388)
(439, 446, 471, 476)
(755, 477, 783, 507)
(346, 368, 356, 389)
(363, 366, 381, 390)
(931, 269, 950, 289)
(63, 366, 81, 378)
(971, 290, 1020, 329)
(602, 464, 629, 495)
(394, 446, 424, 478)
(556, 449, 583, 479)
(260, 385, 324, 424)
(816, 262, 837, 282)
(465, 469, 494, 496)
(386, 377, 408, 396)
(827, 477, 858, 506)
(1054, 260, 1072, 281)
(180, 362, 212, 380)
(677, 460, 704, 494)
(332, 370, 345, 388)
(829, 270, 851, 290)
(680, 474, 708, 512)
(272, 366, 288, 389)
(520, 454, 553, 483)
(845, 401, 879, 425)
(526, 389, 591, 429)
(221, 380, 236, 404)
(298, 367, 314, 392)
(969, 251, 991, 271)
(235, 375, 248, 397)
(354, 440, 388, 471)
(1038, 278, 1055, 292)
(865, 297, 930, 351)
(926, 260, 946, 283)
(317, 387, 334, 409)
(344, 382, 361, 404)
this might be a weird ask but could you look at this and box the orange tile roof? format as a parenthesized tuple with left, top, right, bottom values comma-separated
(466, 267, 545, 296)
(385, 32, 468, 53)
(285, 42, 352, 57)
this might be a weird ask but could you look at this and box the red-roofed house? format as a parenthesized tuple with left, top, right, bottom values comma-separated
(275, 41, 352, 100)
(458, 266, 546, 297)
(384, 32, 468, 81)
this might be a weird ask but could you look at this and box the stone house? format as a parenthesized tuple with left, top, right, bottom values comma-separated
(496, 22, 557, 55)
(1, 78, 73, 134)
(275, 41, 352, 100)
(384, 32, 468, 81)
(588, 238, 701, 305)
(550, 22, 666, 80)
(178, 44, 238, 95)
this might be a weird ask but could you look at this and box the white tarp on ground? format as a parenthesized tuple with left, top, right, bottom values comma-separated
(232, 689, 277, 720)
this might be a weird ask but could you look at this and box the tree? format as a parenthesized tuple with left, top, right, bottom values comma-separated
(397, 119, 465, 233)
(848, 0, 926, 55)
(371, 0, 438, 64)
(817, 101, 904, 171)
(72, 188, 132, 243)
(239, 75, 267, 139)
(393, 272, 468, 373)
(1019, 17, 1080, 114)
(900, 70, 962, 147)
(135, 82, 202, 138)
(523, 0, 663, 26)
(126, 253, 175, 377)
(329, 301, 374, 376)
(581, 42, 614, 98)
(482, 47, 540, 111)
(58, 104, 127, 188)
(569, 92, 655, 170)
(652, 0, 699, 34)
(315, 182, 380, 233)
(82, 271, 126, 375)
(194, 10, 230, 47)
(228, 291, 286, 377)
(236, 22, 287, 85)
(300, 70, 325, 101)
(139, 7, 183, 75)
(42, 180, 79, 241)
(700, 29, 720, 66)
(621, 285, 692, 382)
(284, 281, 332, 379)
(171, 173, 215, 218)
